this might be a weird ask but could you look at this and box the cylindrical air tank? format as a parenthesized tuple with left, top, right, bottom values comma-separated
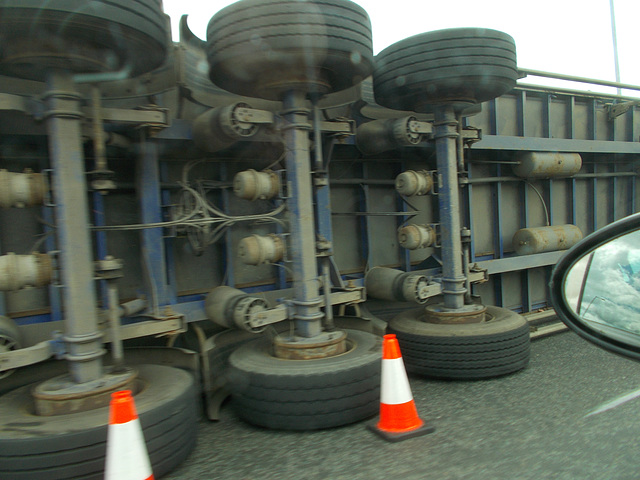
(0, 253, 52, 291)
(513, 152, 581, 178)
(238, 234, 285, 265)
(512, 225, 583, 256)
(395, 170, 433, 197)
(0, 170, 48, 208)
(233, 169, 279, 201)
(398, 224, 436, 250)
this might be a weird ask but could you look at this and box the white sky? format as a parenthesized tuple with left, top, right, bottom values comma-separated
(163, 0, 639, 97)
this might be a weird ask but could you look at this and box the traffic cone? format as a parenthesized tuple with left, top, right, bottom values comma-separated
(105, 390, 154, 480)
(368, 334, 435, 442)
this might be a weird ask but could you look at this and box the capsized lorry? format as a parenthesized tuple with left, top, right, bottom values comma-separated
(0, 1, 638, 478)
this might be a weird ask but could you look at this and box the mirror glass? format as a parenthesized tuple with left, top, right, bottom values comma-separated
(563, 229, 640, 348)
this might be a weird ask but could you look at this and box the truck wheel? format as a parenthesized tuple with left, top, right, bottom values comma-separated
(373, 28, 518, 112)
(0, 364, 197, 480)
(388, 306, 530, 379)
(0, 0, 168, 81)
(227, 328, 381, 430)
(206, 0, 374, 100)
(0, 316, 21, 380)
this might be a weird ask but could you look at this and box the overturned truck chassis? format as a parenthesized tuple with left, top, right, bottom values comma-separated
(0, 1, 639, 478)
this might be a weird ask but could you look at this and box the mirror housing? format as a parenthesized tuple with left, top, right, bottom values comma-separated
(550, 212, 640, 360)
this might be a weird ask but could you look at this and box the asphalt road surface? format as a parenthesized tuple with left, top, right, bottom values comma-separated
(166, 332, 640, 480)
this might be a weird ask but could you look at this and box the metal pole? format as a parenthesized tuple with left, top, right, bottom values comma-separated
(609, 0, 622, 96)
(312, 105, 323, 172)
(44, 70, 103, 383)
(461, 228, 472, 305)
(456, 113, 464, 172)
(434, 105, 467, 310)
(107, 281, 124, 370)
(90, 86, 107, 172)
(282, 90, 323, 337)
(519, 68, 639, 92)
(322, 259, 335, 331)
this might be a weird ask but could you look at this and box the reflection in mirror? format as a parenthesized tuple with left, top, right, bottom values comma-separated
(563, 229, 640, 347)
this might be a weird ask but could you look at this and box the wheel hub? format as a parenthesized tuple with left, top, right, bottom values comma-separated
(273, 330, 348, 359)
(31, 366, 138, 416)
(424, 303, 487, 324)
(259, 70, 332, 100)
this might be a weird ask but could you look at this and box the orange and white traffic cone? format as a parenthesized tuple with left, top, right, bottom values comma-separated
(368, 333, 435, 442)
(105, 390, 154, 480)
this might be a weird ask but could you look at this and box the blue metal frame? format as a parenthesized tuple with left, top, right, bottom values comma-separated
(160, 161, 178, 301)
(475, 136, 640, 154)
(136, 135, 176, 312)
(465, 90, 640, 312)
(314, 139, 334, 246)
(6, 85, 640, 326)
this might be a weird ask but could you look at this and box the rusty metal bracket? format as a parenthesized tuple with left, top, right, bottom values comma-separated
(248, 287, 367, 328)
(462, 126, 482, 145)
(409, 120, 433, 134)
(426, 125, 481, 143)
(319, 119, 355, 135)
(249, 304, 289, 329)
(234, 106, 275, 125)
(606, 101, 640, 121)
(131, 105, 170, 130)
(469, 264, 489, 284)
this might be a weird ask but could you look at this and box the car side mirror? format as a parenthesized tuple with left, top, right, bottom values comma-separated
(549, 213, 640, 360)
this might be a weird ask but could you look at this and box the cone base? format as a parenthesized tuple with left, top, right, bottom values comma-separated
(367, 418, 435, 442)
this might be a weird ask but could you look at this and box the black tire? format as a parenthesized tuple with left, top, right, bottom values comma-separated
(388, 306, 530, 379)
(373, 28, 517, 112)
(203, 329, 257, 420)
(0, 0, 169, 81)
(227, 328, 381, 430)
(206, 0, 374, 100)
(0, 364, 197, 480)
(0, 316, 22, 380)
